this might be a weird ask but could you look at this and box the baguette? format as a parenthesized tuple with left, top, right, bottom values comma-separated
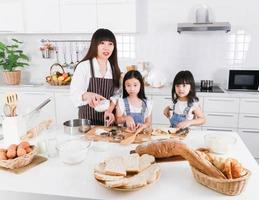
(135, 139, 186, 158)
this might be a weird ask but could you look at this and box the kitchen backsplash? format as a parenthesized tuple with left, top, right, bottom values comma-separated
(1, 0, 259, 89)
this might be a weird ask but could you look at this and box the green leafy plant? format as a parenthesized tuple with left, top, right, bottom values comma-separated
(0, 39, 29, 71)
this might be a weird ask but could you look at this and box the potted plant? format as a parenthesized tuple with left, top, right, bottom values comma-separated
(0, 39, 29, 85)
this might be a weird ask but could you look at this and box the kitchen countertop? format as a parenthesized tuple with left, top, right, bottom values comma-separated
(0, 129, 259, 200)
(0, 83, 259, 98)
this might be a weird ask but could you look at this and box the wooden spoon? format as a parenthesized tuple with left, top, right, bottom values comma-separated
(5, 92, 18, 117)
(120, 126, 145, 145)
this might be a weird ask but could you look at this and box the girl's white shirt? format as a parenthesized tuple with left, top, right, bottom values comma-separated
(117, 98, 152, 119)
(70, 57, 121, 107)
(169, 100, 200, 120)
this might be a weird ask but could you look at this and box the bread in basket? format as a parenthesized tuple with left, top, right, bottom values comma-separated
(0, 144, 38, 169)
(46, 63, 72, 86)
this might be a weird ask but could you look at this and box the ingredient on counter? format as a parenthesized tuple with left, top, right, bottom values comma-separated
(46, 63, 72, 86)
(94, 153, 159, 190)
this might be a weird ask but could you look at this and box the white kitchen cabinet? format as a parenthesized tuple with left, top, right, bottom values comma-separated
(0, 0, 24, 32)
(205, 113, 238, 128)
(239, 98, 259, 114)
(54, 93, 78, 124)
(59, 0, 97, 33)
(203, 97, 239, 113)
(23, 0, 60, 33)
(152, 95, 171, 126)
(202, 127, 237, 132)
(239, 129, 259, 158)
(97, 0, 136, 33)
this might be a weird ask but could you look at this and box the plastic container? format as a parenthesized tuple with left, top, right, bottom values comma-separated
(57, 139, 92, 165)
(204, 133, 236, 154)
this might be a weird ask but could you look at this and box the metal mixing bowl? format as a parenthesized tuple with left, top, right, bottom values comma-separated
(63, 119, 91, 135)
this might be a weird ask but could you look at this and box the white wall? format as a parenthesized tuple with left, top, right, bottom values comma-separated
(1, 0, 259, 88)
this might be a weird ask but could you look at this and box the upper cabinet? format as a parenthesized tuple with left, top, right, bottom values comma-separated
(0, 0, 136, 33)
(23, 0, 60, 33)
(0, 0, 24, 32)
(59, 0, 97, 33)
(97, 0, 136, 33)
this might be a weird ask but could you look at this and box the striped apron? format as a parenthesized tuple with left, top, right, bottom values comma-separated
(78, 59, 115, 125)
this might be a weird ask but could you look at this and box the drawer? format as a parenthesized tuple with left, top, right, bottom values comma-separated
(239, 114, 259, 129)
(240, 98, 259, 114)
(239, 129, 259, 158)
(202, 127, 237, 132)
(204, 97, 239, 113)
(204, 113, 238, 128)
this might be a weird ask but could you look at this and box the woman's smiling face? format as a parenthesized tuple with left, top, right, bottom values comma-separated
(97, 40, 114, 59)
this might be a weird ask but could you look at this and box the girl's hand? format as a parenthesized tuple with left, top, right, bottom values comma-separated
(176, 120, 191, 129)
(104, 111, 115, 127)
(163, 106, 171, 118)
(136, 123, 147, 130)
(125, 116, 136, 131)
(82, 92, 105, 108)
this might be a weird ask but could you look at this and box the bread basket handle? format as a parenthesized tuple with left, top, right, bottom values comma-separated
(49, 63, 65, 76)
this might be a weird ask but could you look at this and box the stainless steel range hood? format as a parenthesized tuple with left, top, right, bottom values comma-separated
(177, 22, 231, 33)
(177, 5, 231, 33)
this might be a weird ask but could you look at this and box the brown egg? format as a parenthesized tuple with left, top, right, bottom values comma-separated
(0, 151, 8, 160)
(18, 141, 30, 149)
(7, 149, 17, 159)
(8, 144, 17, 150)
(0, 148, 6, 152)
(17, 147, 27, 157)
(25, 147, 32, 153)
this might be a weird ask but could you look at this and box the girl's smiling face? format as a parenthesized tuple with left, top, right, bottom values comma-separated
(97, 40, 114, 59)
(125, 78, 141, 96)
(175, 83, 191, 100)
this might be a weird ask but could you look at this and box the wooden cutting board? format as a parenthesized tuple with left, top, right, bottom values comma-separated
(85, 126, 151, 144)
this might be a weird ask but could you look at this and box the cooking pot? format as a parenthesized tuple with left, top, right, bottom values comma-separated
(63, 119, 91, 135)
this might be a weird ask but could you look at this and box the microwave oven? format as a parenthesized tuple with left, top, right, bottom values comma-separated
(228, 70, 259, 91)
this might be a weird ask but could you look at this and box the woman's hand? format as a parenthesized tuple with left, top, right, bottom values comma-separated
(125, 116, 136, 131)
(82, 92, 105, 108)
(104, 111, 115, 127)
(163, 106, 172, 118)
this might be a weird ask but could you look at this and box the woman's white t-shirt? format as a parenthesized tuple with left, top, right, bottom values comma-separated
(117, 98, 152, 119)
(169, 100, 201, 120)
(70, 57, 120, 107)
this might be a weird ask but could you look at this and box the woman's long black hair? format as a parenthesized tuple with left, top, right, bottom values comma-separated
(79, 28, 121, 88)
(123, 70, 146, 101)
(171, 70, 198, 103)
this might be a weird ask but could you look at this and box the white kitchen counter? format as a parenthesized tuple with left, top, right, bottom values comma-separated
(0, 83, 259, 97)
(0, 129, 259, 200)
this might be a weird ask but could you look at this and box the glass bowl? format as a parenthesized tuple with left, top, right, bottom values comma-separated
(204, 133, 236, 154)
(57, 139, 92, 165)
(94, 99, 110, 112)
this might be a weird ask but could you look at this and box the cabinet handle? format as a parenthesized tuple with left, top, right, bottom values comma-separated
(206, 128, 234, 132)
(207, 99, 236, 102)
(240, 130, 259, 134)
(164, 97, 171, 100)
(243, 115, 259, 118)
(243, 100, 259, 103)
(207, 113, 235, 117)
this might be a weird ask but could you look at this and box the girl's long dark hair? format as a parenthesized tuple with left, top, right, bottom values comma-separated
(123, 70, 146, 101)
(171, 70, 198, 103)
(79, 28, 121, 88)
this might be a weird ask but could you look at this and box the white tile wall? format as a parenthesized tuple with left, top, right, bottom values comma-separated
(0, 0, 259, 86)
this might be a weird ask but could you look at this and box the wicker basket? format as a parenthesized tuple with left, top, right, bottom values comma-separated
(191, 166, 251, 196)
(46, 63, 71, 86)
(0, 146, 38, 169)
